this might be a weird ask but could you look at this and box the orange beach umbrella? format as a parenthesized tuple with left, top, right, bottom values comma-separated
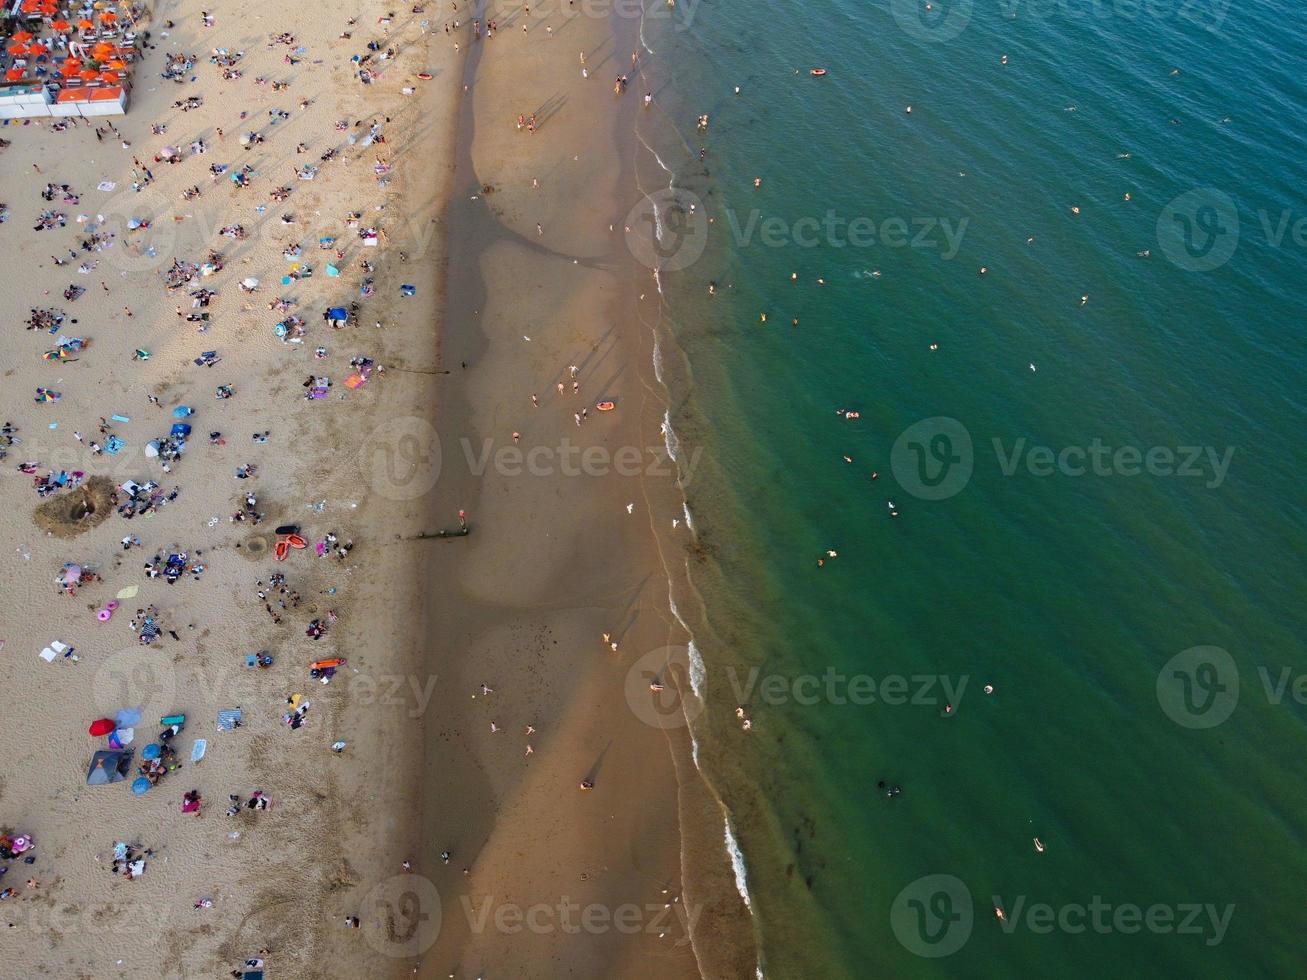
(28, 42, 48, 56)
(5, 67, 25, 81)
(78, 18, 94, 30)
(79, 67, 97, 80)
(11, 29, 34, 42)
(51, 19, 71, 31)
(60, 58, 81, 76)
(7, 42, 28, 55)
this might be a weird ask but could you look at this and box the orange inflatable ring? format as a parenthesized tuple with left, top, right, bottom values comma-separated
(274, 539, 290, 561)
(596, 401, 616, 412)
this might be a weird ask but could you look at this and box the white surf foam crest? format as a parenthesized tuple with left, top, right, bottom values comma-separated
(682, 501, 695, 532)
(662, 409, 680, 461)
(666, 593, 702, 772)
(652, 335, 664, 384)
(724, 815, 754, 913)
(687, 638, 705, 700)
(638, 1, 655, 55)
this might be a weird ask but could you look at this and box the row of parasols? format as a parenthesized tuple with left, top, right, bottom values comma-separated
(16, 0, 126, 24)
(4, 34, 132, 85)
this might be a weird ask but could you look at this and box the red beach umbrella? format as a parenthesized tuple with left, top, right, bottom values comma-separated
(4, 67, 24, 82)
(28, 42, 48, 56)
(7, 42, 28, 55)
(11, 29, 34, 42)
(79, 67, 97, 80)
(51, 18, 71, 31)
(88, 718, 115, 737)
(60, 58, 81, 76)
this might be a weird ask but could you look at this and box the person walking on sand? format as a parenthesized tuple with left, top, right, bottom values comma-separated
(531, 393, 540, 407)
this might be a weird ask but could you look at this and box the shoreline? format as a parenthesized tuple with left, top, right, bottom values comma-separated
(412, 0, 756, 975)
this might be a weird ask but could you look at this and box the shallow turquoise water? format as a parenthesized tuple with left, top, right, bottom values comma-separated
(636, 0, 1307, 976)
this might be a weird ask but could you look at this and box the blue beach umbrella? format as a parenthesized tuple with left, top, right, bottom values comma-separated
(131, 777, 151, 795)
(141, 743, 161, 761)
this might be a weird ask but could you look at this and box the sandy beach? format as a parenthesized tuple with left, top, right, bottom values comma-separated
(1, 0, 752, 976)
(1, 0, 458, 975)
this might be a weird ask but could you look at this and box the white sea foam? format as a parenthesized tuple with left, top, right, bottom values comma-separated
(724, 815, 754, 913)
(687, 638, 705, 700)
(662, 410, 680, 461)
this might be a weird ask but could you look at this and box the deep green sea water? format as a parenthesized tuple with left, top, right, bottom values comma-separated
(632, 0, 1307, 976)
